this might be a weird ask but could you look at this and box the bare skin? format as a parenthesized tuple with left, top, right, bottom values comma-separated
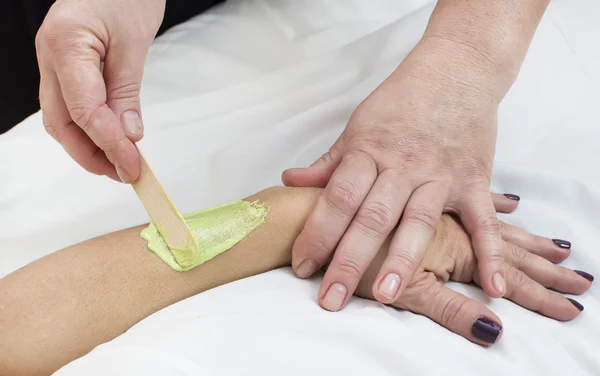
(284, 0, 553, 310)
(38, 0, 553, 312)
(0, 187, 592, 375)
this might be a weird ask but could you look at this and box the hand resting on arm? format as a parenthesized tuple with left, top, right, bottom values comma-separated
(0, 187, 592, 375)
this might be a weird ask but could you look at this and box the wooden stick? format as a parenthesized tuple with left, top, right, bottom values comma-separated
(131, 152, 194, 256)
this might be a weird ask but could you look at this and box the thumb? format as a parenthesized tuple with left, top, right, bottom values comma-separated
(399, 278, 504, 346)
(282, 137, 344, 188)
(104, 41, 150, 144)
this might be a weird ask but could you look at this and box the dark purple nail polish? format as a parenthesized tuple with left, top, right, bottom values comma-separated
(472, 318, 502, 344)
(552, 239, 571, 249)
(574, 270, 594, 282)
(567, 298, 584, 311)
(503, 193, 520, 201)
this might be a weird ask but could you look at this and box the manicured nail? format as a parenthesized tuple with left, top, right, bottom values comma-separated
(567, 298, 584, 311)
(503, 193, 520, 201)
(122, 110, 143, 138)
(295, 259, 319, 279)
(574, 270, 594, 282)
(552, 239, 571, 249)
(378, 273, 401, 300)
(472, 318, 502, 344)
(492, 272, 506, 295)
(321, 283, 347, 312)
(115, 163, 131, 184)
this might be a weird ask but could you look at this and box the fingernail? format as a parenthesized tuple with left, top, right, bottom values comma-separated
(115, 163, 131, 184)
(472, 318, 502, 344)
(567, 298, 584, 311)
(574, 270, 594, 282)
(492, 272, 506, 295)
(322, 283, 347, 312)
(552, 239, 571, 249)
(296, 259, 319, 279)
(503, 193, 520, 201)
(122, 110, 143, 138)
(378, 273, 401, 300)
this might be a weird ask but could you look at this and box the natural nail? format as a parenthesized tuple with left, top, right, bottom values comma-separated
(378, 273, 401, 300)
(552, 239, 571, 249)
(321, 283, 347, 312)
(492, 272, 506, 295)
(574, 270, 594, 282)
(115, 163, 131, 184)
(567, 298, 584, 311)
(122, 110, 143, 138)
(472, 318, 502, 344)
(295, 259, 319, 279)
(503, 193, 520, 201)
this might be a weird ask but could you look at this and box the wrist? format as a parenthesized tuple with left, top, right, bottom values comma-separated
(416, 0, 550, 101)
(391, 37, 513, 104)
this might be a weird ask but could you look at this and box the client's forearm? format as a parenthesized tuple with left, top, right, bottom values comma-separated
(0, 187, 321, 376)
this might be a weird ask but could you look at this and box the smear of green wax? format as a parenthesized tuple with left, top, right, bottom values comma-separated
(141, 200, 268, 272)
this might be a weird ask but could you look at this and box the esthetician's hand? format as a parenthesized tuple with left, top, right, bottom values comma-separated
(36, 0, 166, 183)
(283, 36, 519, 311)
(353, 211, 593, 346)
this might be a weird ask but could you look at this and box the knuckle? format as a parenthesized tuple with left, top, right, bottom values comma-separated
(34, 28, 45, 53)
(298, 232, 333, 261)
(42, 121, 61, 141)
(344, 150, 377, 171)
(436, 293, 468, 328)
(388, 251, 420, 273)
(485, 251, 506, 266)
(476, 213, 501, 234)
(508, 244, 526, 264)
(355, 201, 396, 237)
(38, 14, 81, 54)
(402, 273, 438, 310)
(328, 180, 362, 215)
(335, 256, 365, 281)
(69, 105, 95, 131)
(498, 221, 507, 237)
(107, 81, 141, 102)
(509, 268, 528, 292)
(403, 205, 439, 234)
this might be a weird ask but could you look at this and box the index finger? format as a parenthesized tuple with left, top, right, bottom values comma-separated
(39, 61, 119, 181)
(54, 53, 139, 182)
(291, 152, 376, 279)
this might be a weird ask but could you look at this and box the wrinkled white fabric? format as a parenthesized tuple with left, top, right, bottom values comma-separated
(1, 0, 599, 375)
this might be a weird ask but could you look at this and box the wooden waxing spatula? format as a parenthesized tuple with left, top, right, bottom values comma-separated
(131, 151, 198, 267)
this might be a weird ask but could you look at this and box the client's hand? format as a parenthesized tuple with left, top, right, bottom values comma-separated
(354, 215, 593, 346)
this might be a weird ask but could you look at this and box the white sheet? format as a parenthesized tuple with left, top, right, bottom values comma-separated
(1, 0, 599, 374)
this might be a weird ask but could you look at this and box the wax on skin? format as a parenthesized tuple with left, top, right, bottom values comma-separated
(141, 200, 269, 272)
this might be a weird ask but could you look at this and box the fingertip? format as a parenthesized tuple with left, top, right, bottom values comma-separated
(295, 259, 320, 279)
(567, 297, 584, 313)
(480, 276, 505, 299)
(471, 316, 504, 346)
(373, 272, 404, 304)
(117, 141, 141, 183)
(503, 193, 521, 202)
(491, 193, 520, 213)
(492, 272, 507, 297)
(319, 282, 348, 312)
(121, 110, 144, 142)
(281, 168, 305, 186)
